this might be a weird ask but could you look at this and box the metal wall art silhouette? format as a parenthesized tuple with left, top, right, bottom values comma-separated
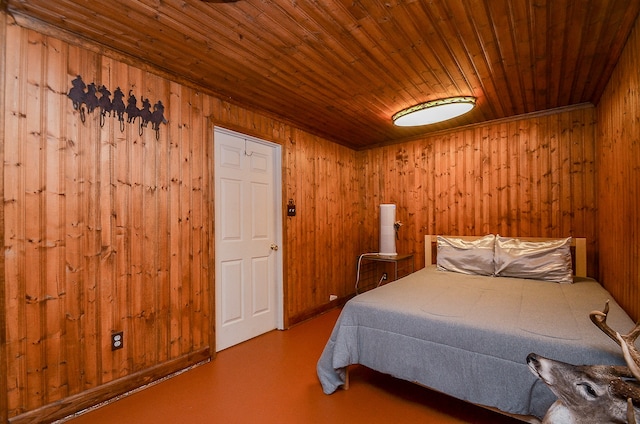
(67, 75, 167, 139)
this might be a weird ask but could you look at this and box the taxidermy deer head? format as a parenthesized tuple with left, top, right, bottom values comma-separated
(527, 301, 640, 424)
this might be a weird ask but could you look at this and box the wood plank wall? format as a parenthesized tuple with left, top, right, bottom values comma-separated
(597, 16, 640, 322)
(282, 130, 361, 323)
(0, 7, 9, 423)
(2, 22, 214, 423)
(1, 17, 361, 423)
(357, 106, 598, 276)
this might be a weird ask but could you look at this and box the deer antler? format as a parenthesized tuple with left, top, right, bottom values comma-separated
(618, 329, 640, 383)
(590, 301, 640, 381)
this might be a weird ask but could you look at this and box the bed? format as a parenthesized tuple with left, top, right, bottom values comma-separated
(316, 235, 636, 421)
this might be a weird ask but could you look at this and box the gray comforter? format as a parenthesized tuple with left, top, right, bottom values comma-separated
(317, 266, 635, 418)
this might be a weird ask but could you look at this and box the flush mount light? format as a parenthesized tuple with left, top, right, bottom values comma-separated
(392, 96, 476, 127)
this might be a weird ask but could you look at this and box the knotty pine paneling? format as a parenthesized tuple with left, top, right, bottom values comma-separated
(597, 15, 640, 322)
(2, 23, 214, 421)
(0, 8, 8, 423)
(1, 17, 362, 423)
(6, 0, 640, 148)
(357, 106, 598, 276)
(281, 129, 360, 324)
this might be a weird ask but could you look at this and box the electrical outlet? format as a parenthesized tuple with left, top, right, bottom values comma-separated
(382, 272, 388, 280)
(111, 331, 124, 351)
(329, 294, 338, 301)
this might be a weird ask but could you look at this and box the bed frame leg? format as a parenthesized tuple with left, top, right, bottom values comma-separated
(342, 366, 350, 390)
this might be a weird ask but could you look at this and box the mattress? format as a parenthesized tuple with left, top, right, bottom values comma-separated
(316, 266, 635, 418)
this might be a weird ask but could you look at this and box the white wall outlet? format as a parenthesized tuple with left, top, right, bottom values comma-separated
(329, 294, 338, 301)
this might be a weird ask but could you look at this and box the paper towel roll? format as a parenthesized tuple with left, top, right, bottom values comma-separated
(379, 204, 397, 255)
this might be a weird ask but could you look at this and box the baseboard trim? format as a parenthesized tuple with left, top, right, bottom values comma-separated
(288, 295, 353, 327)
(9, 348, 210, 424)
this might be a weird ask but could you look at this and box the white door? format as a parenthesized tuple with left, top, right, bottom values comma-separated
(214, 127, 283, 351)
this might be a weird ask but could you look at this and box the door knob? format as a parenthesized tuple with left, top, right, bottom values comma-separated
(270, 243, 279, 251)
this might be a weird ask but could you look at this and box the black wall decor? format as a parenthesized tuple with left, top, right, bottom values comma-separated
(67, 75, 87, 122)
(112, 87, 126, 131)
(67, 75, 167, 139)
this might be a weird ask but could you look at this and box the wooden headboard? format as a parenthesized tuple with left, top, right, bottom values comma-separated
(424, 235, 587, 278)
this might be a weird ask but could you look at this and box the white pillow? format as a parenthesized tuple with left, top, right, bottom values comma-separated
(436, 235, 495, 276)
(494, 236, 573, 283)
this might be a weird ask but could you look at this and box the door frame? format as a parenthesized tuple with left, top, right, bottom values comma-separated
(213, 127, 284, 338)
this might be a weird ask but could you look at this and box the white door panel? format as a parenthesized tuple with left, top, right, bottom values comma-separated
(252, 257, 270, 314)
(220, 260, 243, 325)
(220, 179, 242, 240)
(214, 128, 282, 351)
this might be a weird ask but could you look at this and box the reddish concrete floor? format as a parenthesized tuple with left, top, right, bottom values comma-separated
(63, 308, 524, 424)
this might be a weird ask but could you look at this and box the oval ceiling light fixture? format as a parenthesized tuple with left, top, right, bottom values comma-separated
(392, 96, 476, 127)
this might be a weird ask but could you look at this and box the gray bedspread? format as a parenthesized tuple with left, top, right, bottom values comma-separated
(316, 266, 636, 418)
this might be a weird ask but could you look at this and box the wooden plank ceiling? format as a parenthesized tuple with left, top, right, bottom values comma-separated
(5, 0, 640, 149)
